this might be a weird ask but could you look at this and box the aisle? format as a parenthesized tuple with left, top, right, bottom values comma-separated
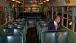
(26, 27, 39, 43)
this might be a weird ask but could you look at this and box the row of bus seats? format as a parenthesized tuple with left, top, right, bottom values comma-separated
(36, 19, 68, 43)
(36, 19, 49, 42)
(0, 18, 68, 43)
(27, 19, 36, 27)
(0, 19, 27, 43)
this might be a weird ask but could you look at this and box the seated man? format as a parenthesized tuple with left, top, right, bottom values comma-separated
(48, 15, 61, 30)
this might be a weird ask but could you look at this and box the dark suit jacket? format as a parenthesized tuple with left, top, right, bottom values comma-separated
(48, 21, 60, 30)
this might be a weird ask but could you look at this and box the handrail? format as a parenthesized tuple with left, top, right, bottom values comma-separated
(62, 26, 76, 34)
(1, 21, 11, 27)
(62, 26, 76, 43)
(47, 30, 66, 32)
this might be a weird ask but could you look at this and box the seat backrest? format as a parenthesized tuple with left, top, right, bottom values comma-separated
(43, 32, 56, 43)
(0, 35, 22, 43)
(41, 31, 68, 43)
(8, 24, 14, 28)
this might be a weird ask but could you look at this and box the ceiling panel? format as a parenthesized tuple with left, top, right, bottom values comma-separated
(0, 0, 9, 7)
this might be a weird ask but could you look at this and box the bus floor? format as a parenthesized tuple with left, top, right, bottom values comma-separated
(26, 27, 39, 43)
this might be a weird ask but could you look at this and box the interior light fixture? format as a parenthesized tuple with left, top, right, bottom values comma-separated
(39, 2, 43, 4)
(18, 1, 21, 3)
(69, 22, 72, 25)
(12, 0, 15, 1)
(30, 1, 33, 3)
(16, 1, 19, 3)
(16, 1, 21, 3)
(46, 0, 49, 1)
(32, 5, 36, 6)
(44, 1, 46, 3)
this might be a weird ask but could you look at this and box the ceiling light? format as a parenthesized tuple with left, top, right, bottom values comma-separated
(16, 1, 19, 3)
(12, 0, 15, 1)
(32, 5, 36, 6)
(39, 2, 43, 4)
(16, 1, 21, 3)
(18, 1, 21, 3)
(46, 0, 49, 1)
(44, 1, 46, 3)
(30, 1, 33, 3)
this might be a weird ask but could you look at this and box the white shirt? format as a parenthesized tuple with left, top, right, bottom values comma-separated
(54, 21, 58, 30)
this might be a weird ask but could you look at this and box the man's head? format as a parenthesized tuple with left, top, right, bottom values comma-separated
(54, 15, 60, 23)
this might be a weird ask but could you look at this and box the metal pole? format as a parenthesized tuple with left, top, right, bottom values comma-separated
(9, 7, 11, 21)
(48, 7, 51, 20)
(52, 7, 54, 20)
(4, 7, 8, 23)
(11, 7, 14, 21)
(23, 0, 24, 18)
(66, 6, 69, 27)
(61, 6, 65, 26)
(0, 17, 1, 26)
(71, 6, 75, 32)
(18, 31, 23, 43)
(55, 7, 58, 16)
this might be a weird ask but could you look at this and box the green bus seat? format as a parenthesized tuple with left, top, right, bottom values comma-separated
(36, 22, 48, 42)
(0, 35, 23, 43)
(41, 30, 68, 43)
